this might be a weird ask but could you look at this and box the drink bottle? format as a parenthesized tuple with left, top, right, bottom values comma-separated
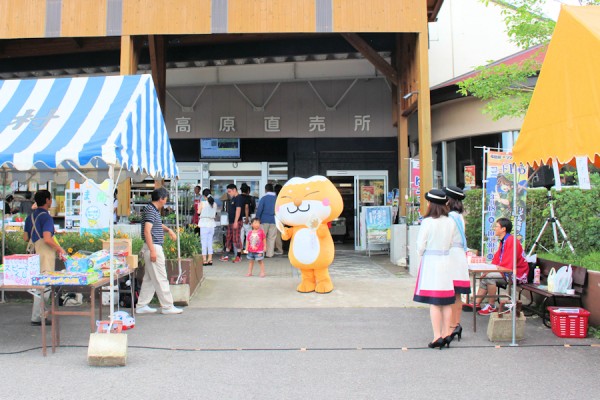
(533, 266, 541, 285)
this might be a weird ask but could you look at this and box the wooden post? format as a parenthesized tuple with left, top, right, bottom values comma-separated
(148, 35, 166, 113)
(395, 34, 409, 217)
(415, 30, 433, 213)
(120, 35, 138, 75)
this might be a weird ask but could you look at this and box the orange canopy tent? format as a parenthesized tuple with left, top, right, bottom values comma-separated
(513, 5, 600, 168)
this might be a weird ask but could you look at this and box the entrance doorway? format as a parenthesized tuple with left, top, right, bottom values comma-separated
(327, 170, 388, 250)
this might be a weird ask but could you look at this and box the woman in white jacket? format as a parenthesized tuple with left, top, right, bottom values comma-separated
(413, 189, 458, 349)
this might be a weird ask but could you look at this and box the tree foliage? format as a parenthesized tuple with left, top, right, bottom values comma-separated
(457, 0, 600, 121)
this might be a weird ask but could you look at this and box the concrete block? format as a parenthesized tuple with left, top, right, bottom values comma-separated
(170, 284, 190, 306)
(87, 333, 128, 366)
(487, 312, 526, 342)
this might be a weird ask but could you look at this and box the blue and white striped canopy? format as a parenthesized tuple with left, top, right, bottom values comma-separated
(0, 74, 178, 183)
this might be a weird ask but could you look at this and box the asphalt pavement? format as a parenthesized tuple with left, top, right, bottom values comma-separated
(1, 249, 599, 399)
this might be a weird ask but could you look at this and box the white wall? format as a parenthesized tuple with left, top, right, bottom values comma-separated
(428, 0, 523, 86)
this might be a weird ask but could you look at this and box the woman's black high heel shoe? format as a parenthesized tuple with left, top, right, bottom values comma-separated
(428, 337, 445, 350)
(443, 335, 454, 348)
(451, 324, 463, 342)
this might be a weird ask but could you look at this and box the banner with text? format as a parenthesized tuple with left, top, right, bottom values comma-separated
(484, 151, 529, 261)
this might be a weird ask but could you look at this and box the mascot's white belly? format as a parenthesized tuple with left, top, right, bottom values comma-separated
(292, 228, 320, 265)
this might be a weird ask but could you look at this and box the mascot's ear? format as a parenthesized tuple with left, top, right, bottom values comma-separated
(275, 215, 285, 233)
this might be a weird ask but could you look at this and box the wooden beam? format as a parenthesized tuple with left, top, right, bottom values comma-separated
(148, 34, 166, 112)
(341, 33, 398, 85)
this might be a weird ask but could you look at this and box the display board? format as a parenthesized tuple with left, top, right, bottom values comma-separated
(200, 138, 240, 159)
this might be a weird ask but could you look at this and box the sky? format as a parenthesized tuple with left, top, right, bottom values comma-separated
(542, 0, 588, 19)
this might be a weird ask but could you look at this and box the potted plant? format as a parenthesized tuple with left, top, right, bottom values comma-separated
(128, 212, 142, 224)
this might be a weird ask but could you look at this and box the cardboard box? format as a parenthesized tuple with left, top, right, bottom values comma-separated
(32, 271, 102, 286)
(101, 239, 133, 256)
(66, 257, 90, 273)
(126, 255, 139, 269)
(3, 254, 40, 285)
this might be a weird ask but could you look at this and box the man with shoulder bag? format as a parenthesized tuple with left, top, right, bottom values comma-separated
(23, 190, 66, 326)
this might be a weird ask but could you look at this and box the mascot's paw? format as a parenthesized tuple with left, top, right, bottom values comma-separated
(315, 280, 334, 294)
(296, 281, 316, 293)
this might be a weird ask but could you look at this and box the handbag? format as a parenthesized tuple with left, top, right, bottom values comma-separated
(220, 212, 229, 225)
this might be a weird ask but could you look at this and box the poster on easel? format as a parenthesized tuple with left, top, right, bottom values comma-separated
(484, 151, 528, 261)
(80, 179, 112, 236)
(363, 206, 392, 244)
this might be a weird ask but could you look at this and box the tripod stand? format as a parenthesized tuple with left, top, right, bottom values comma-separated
(527, 186, 575, 257)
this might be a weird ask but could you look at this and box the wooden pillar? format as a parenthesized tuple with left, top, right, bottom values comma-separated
(120, 35, 139, 75)
(395, 34, 409, 217)
(148, 35, 166, 113)
(116, 179, 131, 218)
(415, 30, 433, 214)
(119, 35, 140, 219)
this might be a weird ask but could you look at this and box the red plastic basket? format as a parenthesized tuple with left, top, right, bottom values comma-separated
(548, 307, 590, 338)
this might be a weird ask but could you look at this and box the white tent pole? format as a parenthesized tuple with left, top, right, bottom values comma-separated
(108, 165, 116, 330)
(511, 162, 518, 346)
(1, 170, 6, 303)
(174, 179, 182, 284)
(481, 147, 488, 256)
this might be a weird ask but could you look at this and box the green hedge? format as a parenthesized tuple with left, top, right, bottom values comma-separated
(463, 173, 600, 269)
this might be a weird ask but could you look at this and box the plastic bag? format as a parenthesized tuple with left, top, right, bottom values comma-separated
(554, 265, 573, 294)
(547, 268, 556, 292)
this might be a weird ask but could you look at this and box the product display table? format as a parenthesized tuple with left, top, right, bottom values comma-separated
(50, 269, 135, 352)
(0, 284, 50, 356)
(467, 263, 512, 332)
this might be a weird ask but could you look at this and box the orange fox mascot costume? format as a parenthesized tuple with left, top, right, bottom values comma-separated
(275, 175, 343, 293)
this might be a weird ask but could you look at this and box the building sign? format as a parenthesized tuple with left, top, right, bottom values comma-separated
(264, 116, 280, 132)
(354, 115, 371, 132)
(175, 117, 191, 133)
(219, 116, 236, 132)
(308, 116, 326, 132)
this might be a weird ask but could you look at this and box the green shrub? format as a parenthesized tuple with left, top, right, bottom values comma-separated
(463, 173, 599, 264)
(2, 231, 28, 255)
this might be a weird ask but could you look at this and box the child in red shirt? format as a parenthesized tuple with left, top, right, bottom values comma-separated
(245, 218, 266, 277)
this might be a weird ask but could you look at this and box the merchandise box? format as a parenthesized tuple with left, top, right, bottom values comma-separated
(101, 239, 132, 256)
(126, 255, 139, 269)
(32, 271, 102, 286)
(3, 254, 40, 286)
(87, 250, 111, 270)
(65, 257, 90, 273)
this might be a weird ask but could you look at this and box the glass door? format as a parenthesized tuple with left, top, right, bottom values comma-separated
(354, 174, 387, 250)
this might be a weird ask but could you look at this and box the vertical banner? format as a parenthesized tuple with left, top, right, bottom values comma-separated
(410, 159, 421, 198)
(484, 151, 529, 261)
(464, 165, 476, 188)
(80, 179, 112, 236)
(409, 159, 422, 223)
